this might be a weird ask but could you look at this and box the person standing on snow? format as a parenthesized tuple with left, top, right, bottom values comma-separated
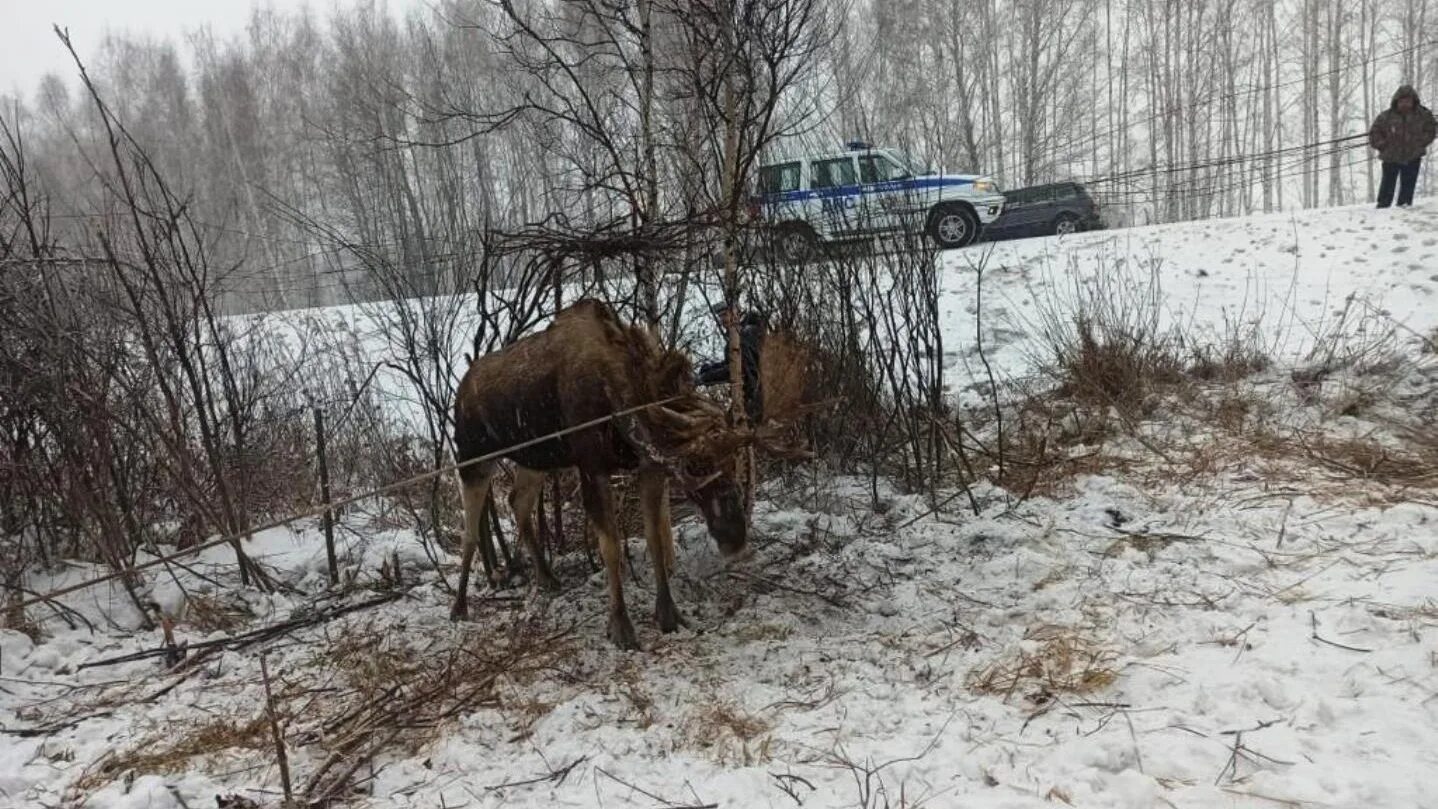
(1368, 84, 1437, 208)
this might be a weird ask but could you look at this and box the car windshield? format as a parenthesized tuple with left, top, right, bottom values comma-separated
(894, 150, 932, 176)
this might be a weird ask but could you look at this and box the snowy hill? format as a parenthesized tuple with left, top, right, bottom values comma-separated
(941, 202, 1438, 403)
(5, 203, 1438, 809)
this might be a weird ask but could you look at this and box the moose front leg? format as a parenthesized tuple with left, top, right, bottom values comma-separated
(639, 466, 686, 632)
(579, 472, 639, 650)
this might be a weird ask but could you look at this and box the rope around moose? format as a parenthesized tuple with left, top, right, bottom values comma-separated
(11, 395, 692, 613)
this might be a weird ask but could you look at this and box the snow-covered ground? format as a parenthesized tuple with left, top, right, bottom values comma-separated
(943, 202, 1438, 403)
(5, 202, 1438, 809)
(241, 201, 1438, 421)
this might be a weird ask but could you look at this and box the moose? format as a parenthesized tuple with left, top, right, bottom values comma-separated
(450, 299, 757, 650)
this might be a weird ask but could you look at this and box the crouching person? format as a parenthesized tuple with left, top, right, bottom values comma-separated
(695, 302, 766, 424)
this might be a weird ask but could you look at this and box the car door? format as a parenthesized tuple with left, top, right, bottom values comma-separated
(857, 152, 912, 233)
(809, 156, 861, 236)
(1003, 185, 1053, 238)
(988, 187, 1029, 239)
(757, 161, 803, 223)
(1050, 183, 1079, 228)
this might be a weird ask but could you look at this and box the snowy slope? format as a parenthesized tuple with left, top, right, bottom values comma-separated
(238, 201, 1438, 420)
(941, 202, 1438, 403)
(5, 202, 1438, 809)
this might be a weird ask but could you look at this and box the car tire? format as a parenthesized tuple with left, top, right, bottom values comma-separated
(1053, 212, 1081, 236)
(927, 204, 979, 249)
(773, 224, 818, 264)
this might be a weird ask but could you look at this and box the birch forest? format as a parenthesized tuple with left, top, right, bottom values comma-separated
(4, 0, 1436, 312)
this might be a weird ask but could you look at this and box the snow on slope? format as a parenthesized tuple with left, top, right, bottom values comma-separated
(940, 202, 1438, 403)
(239, 201, 1438, 423)
(5, 202, 1438, 809)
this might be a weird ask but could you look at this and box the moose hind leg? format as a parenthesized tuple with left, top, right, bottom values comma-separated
(511, 466, 561, 592)
(639, 466, 685, 632)
(452, 465, 495, 621)
(579, 472, 638, 650)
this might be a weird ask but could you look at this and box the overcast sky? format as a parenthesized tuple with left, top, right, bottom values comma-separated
(0, 0, 418, 99)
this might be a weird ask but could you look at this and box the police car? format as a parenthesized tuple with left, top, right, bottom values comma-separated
(749, 142, 1005, 261)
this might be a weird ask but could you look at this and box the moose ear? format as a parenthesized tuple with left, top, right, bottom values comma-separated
(649, 349, 694, 393)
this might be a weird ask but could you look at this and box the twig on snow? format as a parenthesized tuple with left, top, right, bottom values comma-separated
(726, 569, 848, 609)
(1214, 719, 1293, 785)
(75, 591, 403, 670)
(259, 654, 294, 807)
(1309, 611, 1373, 653)
(595, 766, 717, 808)
(770, 771, 816, 806)
(486, 755, 587, 792)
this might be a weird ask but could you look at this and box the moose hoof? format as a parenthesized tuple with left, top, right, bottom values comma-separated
(608, 614, 640, 650)
(656, 597, 688, 633)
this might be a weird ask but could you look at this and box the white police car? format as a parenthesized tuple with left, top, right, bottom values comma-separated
(749, 142, 1005, 260)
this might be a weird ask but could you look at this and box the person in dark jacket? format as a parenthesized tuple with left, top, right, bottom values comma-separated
(1369, 84, 1438, 208)
(695, 302, 765, 423)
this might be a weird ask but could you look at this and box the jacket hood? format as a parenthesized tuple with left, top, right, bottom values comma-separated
(1392, 84, 1422, 109)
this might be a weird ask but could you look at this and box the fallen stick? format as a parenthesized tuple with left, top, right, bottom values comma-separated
(0, 709, 115, 738)
(1309, 611, 1374, 654)
(260, 655, 295, 807)
(726, 570, 847, 609)
(76, 591, 403, 671)
(487, 755, 587, 791)
(596, 766, 718, 809)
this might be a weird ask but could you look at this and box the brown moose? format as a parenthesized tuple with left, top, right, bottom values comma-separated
(450, 299, 752, 650)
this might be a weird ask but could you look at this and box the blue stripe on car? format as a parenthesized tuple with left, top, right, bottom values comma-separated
(761, 176, 976, 204)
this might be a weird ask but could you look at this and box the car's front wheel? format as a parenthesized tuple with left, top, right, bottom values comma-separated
(1053, 212, 1080, 236)
(927, 204, 979, 249)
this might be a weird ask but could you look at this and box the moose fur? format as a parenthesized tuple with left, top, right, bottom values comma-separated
(451, 299, 748, 649)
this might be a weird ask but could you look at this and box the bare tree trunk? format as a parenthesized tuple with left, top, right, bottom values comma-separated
(1361, 0, 1375, 200)
(638, 0, 661, 334)
(1261, 0, 1275, 213)
(1327, 1, 1345, 206)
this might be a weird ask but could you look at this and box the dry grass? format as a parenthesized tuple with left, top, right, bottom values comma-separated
(685, 699, 773, 766)
(294, 615, 578, 800)
(1302, 433, 1437, 487)
(1209, 389, 1262, 433)
(967, 625, 1118, 706)
(181, 593, 253, 633)
(1327, 386, 1380, 419)
(724, 621, 794, 643)
(986, 397, 1130, 498)
(2, 591, 42, 640)
(1023, 260, 1196, 417)
(613, 659, 658, 730)
(70, 716, 269, 793)
(70, 610, 580, 797)
(1187, 339, 1271, 384)
(1102, 532, 1176, 560)
(1422, 327, 1438, 355)
(1056, 319, 1185, 411)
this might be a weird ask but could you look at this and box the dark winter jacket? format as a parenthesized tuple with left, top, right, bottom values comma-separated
(695, 318, 764, 422)
(1369, 85, 1438, 164)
